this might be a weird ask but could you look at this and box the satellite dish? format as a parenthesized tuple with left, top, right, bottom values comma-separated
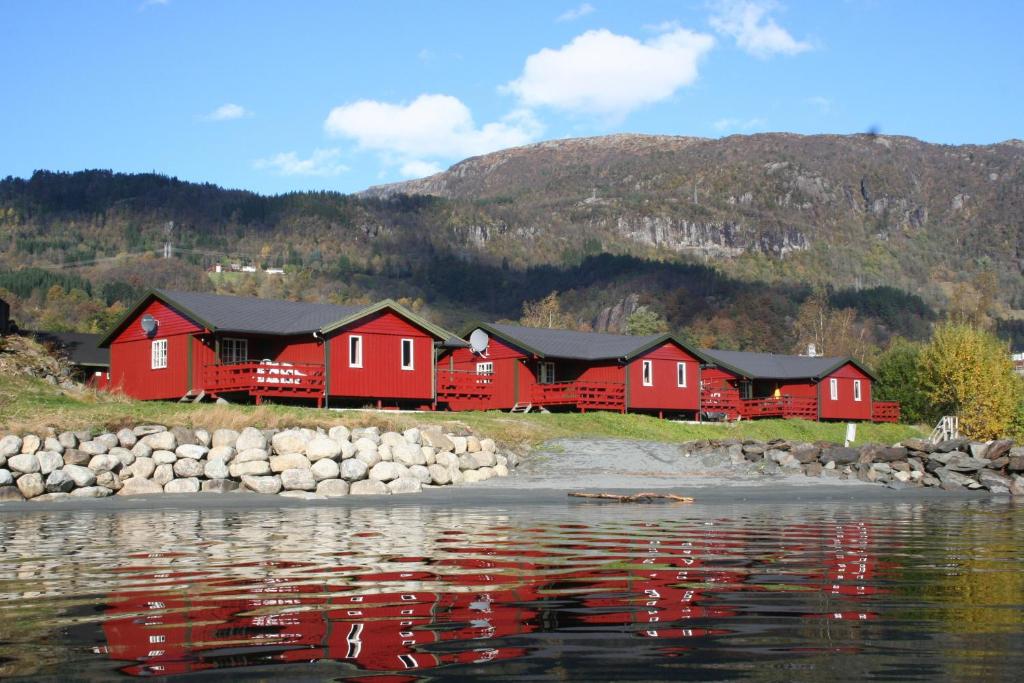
(140, 314, 158, 336)
(469, 329, 489, 355)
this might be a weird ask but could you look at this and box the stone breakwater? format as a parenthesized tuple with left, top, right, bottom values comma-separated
(682, 436, 1024, 495)
(0, 425, 517, 502)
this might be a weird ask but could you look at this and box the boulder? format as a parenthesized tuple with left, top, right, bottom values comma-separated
(466, 436, 482, 453)
(63, 449, 90, 466)
(271, 430, 309, 455)
(235, 427, 267, 451)
(1008, 456, 1024, 473)
(194, 428, 211, 448)
(8, 453, 41, 474)
(328, 425, 351, 442)
(207, 446, 235, 462)
(32, 492, 70, 502)
(58, 431, 78, 449)
(87, 454, 121, 474)
(45, 470, 75, 493)
(70, 486, 113, 498)
(109, 447, 136, 467)
(37, 451, 64, 475)
(142, 431, 176, 451)
(803, 462, 824, 477)
(164, 478, 201, 494)
(64, 464, 97, 488)
(369, 461, 403, 482)
(173, 458, 205, 478)
(340, 459, 369, 482)
(116, 428, 139, 448)
(338, 441, 356, 460)
(202, 479, 240, 493)
(472, 451, 498, 468)
(0, 435, 23, 457)
(421, 429, 454, 452)
(458, 453, 480, 470)
(278, 490, 324, 500)
(494, 463, 509, 477)
(387, 477, 423, 495)
(352, 426, 380, 444)
(43, 437, 64, 454)
(403, 428, 421, 445)
(130, 441, 153, 459)
(820, 447, 859, 466)
(230, 460, 272, 477)
(407, 464, 432, 484)
(353, 437, 379, 454)
(235, 448, 270, 463)
(355, 449, 381, 468)
(306, 436, 343, 461)
(170, 426, 197, 446)
(204, 459, 230, 479)
(480, 438, 496, 452)
(280, 468, 317, 491)
(969, 442, 990, 459)
(316, 479, 350, 497)
(241, 474, 282, 495)
(96, 471, 122, 491)
(20, 434, 41, 454)
(434, 451, 459, 469)
(310, 458, 341, 481)
(392, 443, 426, 467)
(450, 436, 468, 454)
(152, 450, 177, 465)
(427, 464, 451, 485)
(128, 457, 156, 480)
(985, 440, 1014, 462)
(0, 469, 12, 486)
(16, 472, 45, 499)
(211, 428, 240, 448)
(153, 464, 175, 486)
(350, 479, 388, 495)
(78, 440, 108, 455)
(1010, 475, 1024, 497)
(378, 445, 393, 461)
(0, 487, 25, 502)
(978, 470, 1012, 494)
(462, 469, 485, 483)
(132, 424, 166, 437)
(271, 453, 312, 473)
(94, 433, 120, 451)
(935, 438, 969, 453)
(380, 431, 406, 448)
(175, 444, 208, 460)
(944, 453, 990, 473)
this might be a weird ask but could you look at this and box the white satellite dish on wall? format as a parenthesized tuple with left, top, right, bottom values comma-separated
(140, 314, 158, 336)
(469, 329, 489, 356)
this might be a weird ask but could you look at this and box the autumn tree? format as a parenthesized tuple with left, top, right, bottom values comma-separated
(625, 306, 669, 336)
(918, 322, 1022, 439)
(519, 291, 576, 329)
(792, 289, 876, 361)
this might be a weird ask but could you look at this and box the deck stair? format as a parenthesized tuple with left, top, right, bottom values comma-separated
(929, 416, 960, 444)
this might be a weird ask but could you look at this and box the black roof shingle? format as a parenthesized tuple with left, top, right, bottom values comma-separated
(699, 347, 869, 380)
(158, 289, 365, 335)
(479, 323, 671, 361)
(30, 331, 109, 367)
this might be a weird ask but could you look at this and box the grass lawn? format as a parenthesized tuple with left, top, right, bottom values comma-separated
(0, 374, 926, 451)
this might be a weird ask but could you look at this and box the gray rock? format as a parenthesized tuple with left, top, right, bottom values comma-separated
(493, 463, 509, 477)
(280, 468, 317, 491)
(271, 430, 309, 455)
(94, 433, 120, 451)
(392, 443, 426, 467)
(472, 451, 498, 468)
(935, 438, 969, 453)
(985, 440, 1014, 462)
(421, 429, 454, 452)
(901, 438, 935, 453)
(43, 437, 64, 454)
(204, 459, 230, 479)
(338, 441, 357, 460)
(151, 450, 177, 465)
(153, 464, 175, 486)
(466, 435, 482, 453)
(212, 428, 240, 448)
(271, 453, 312, 472)
(32, 492, 70, 502)
(407, 464, 432, 484)
(57, 432, 78, 449)
(380, 431, 406, 448)
(202, 479, 240, 493)
(790, 444, 819, 464)
(109, 447, 135, 467)
(241, 474, 282, 495)
(480, 437, 497, 452)
(173, 458, 205, 478)
(78, 440, 108, 456)
(978, 470, 1012, 493)
(20, 434, 41, 454)
(353, 437, 379, 454)
(0, 469, 12, 486)
(133, 424, 166, 437)
(87, 454, 121, 474)
(73, 430, 92, 443)
(130, 441, 154, 459)
(128, 457, 155, 480)
(207, 446, 235, 462)
(462, 469, 486, 483)
(969, 442, 990, 459)
(164, 477, 200, 493)
(0, 435, 22, 458)
(820, 447, 859, 465)
(37, 451, 64, 475)
(352, 426, 380, 444)
(387, 477, 423, 494)
(235, 447, 270, 463)
(45, 469, 75, 493)
(194, 428, 211, 448)
(170, 426, 197, 446)
(306, 436, 343, 461)
(234, 427, 267, 451)
(340, 458, 369, 482)
(70, 486, 113, 498)
(944, 453, 990, 473)
(278, 490, 324, 500)
(803, 462, 823, 477)
(1010, 475, 1024, 496)
(316, 479, 350, 497)
(934, 467, 976, 488)
(62, 449, 90, 467)
(8, 453, 41, 474)
(369, 461, 403, 482)
(450, 436, 468, 454)
(458, 453, 480, 471)
(355, 449, 381, 468)
(310, 458, 340, 481)
(403, 428, 421, 445)
(175, 444, 208, 460)
(435, 451, 459, 469)
(350, 479, 389, 495)
(328, 425, 351, 442)
(16, 473, 45, 498)
(230, 460, 272, 477)
(96, 471, 122, 491)
(142, 431, 176, 451)
(0, 486, 25, 501)
(427, 463, 451, 485)
(377, 445, 393, 462)
(63, 464, 97, 488)
(1009, 455, 1024, 473)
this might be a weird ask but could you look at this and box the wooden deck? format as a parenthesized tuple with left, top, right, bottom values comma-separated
(435, 369, 494, 403)
(532, 381, 625, 412)
(203, 361, 326, 406)
(702, 390, 901, 423)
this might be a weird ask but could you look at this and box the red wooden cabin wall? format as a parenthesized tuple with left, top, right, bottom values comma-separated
(626, 343, 701, 412)
(818, 363, 872, 421)
(443, 336, 529, 410)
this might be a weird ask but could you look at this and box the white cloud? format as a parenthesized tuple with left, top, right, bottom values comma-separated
(324, 94, 543, 165)
(806, 95, 832, 113)
(253, 148, 348, 177)
(712, 117, 767, 132)
(557, 3, 595, 22)
(204, 103, 252, 121)
(502, 26, 715, 117)
(709, 1, 812, 58)
(400, 160, 443, 178)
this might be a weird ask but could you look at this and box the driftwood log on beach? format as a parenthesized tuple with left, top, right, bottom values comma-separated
(569, 492, 694, 503)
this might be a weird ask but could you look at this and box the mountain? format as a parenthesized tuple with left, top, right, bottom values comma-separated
(0, 132, 1020, 352)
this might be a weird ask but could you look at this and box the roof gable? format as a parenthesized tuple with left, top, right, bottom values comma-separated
(700, 348, 876, 381)
(472, 322, 699, 362)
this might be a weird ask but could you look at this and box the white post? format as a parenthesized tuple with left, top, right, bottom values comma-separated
(844, 423, 857, 447)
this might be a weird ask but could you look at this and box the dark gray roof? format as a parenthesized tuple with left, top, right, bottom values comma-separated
(699, 348, 850, 380)
(159, 290, 365, 335)
(30, 331, 109, 367)
(484, 323, 665, 361)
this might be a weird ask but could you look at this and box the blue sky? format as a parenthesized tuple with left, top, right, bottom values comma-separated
(1, 1, 1020, 194)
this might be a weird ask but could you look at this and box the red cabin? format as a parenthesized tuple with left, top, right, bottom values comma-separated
(698, 348, 900, 423)
(98, 290, 460, 408)
(437, 323, 704, 417)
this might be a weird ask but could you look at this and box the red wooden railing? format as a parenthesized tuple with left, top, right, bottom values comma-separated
(701, 391, 816, 420)
(532, 381, 625, 412)
(203, 361, 325, 405)
(436, 369, 494, 401)
(871, 401, 901, 423)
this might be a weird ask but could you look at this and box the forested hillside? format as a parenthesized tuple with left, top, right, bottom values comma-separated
(0, 132, 1020, 355)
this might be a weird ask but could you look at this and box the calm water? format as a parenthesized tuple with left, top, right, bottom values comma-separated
(0, 500, 1022, 681)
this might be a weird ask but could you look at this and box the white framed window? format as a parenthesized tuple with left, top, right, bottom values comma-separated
(349, 335, 362, 368)
(401, 338, 414, 370)
(829, 377, 838, 401)
(538, 362, 555, 384)
(676, 362, 687, 388)
(642, 360, 653, 386)
(476, 361, 493, 384)
(853, 379, 862, 402)
(151, 339, 168, 369)
(221, 337, 248, 364)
